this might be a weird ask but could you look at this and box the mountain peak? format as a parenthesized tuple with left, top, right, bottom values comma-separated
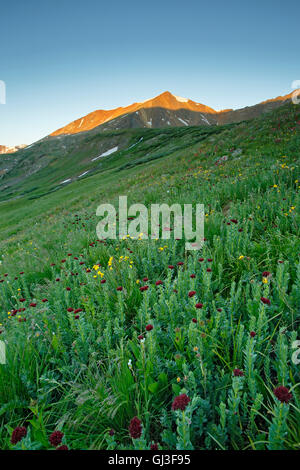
(50, 91, 216, 136)
(49, 89, 298, 137)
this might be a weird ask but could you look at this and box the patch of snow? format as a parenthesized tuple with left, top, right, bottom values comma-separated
(78, 171, 89, 178)
(201, 114, 210, 125)
(127, 137, 143, 150)
(174, 95, 189, 103)
(60, 178, 71, 184)
(147, 118, 152, 127)
(91, 146, 119, 161)
(177, 117, 188, 126)
(78, 118, 84, 128)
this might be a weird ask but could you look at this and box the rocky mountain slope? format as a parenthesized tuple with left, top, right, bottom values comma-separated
(0, 101, 299, 207)
(50, 90, 297, 136)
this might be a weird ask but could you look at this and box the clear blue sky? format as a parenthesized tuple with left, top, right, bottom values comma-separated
(1, 0, 299, 146)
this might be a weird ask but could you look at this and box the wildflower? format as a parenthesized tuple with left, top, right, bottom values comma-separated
(233, 369, 244, 377)
(238, 255, 244, 260)
(261, 297, 271, 305)
(116, 286, 123, 291)
(217, 308, 222, 312)
(150, 443, 159, 450)
(74, 308, 82, 314)
(42, 298, 48, 302)
(274, 386, 292, 404)
(198, 258, 204, 262)
(29, 303, 36, 307)
(66, 287, 71, 291)
(206, 268, 212, 272)
(190, 274, 196, 278)
(67, 308, 74, 312)
(11, 426, 27, 445)
(129, 417, 142, 439)
(188, 290, 196, 298)
(195, 303, 203, 309)
(100, 279, 106, 284)
(250, 331, 256, 337)
(146, 324, 153, 331)
(128, 359, 133, 370)
(108, 429, 115, 436)
(262, 271, 271, 277)
(49, 430, 64, 447)
(56, 445, 69, 450)
(19, 298, 26, 302)
(176, 377, 181, 383)
(140, 285, 149, 292)
(172, 394, 190, 411)
(143, 277, 149, 282)
(192, 318, 197, 323)
(138, 335, 144, 340)
(155, 280, 163, 286)
(168, 265, 175, 269)
(177, 261, 184, 266)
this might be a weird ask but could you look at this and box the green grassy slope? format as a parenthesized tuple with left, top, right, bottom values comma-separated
(0, 102, 299, 450)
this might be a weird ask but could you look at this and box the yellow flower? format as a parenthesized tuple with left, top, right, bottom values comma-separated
(238, 255, 245, 260)
(176, 377, 181, 383)
(262, 277, 268, 284)
(193, 346, 199, 352)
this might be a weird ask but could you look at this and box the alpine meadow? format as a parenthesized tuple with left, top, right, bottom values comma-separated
(0, 98, 299, 450)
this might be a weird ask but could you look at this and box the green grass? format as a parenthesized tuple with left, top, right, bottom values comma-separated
(0, 102, 299, 450)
